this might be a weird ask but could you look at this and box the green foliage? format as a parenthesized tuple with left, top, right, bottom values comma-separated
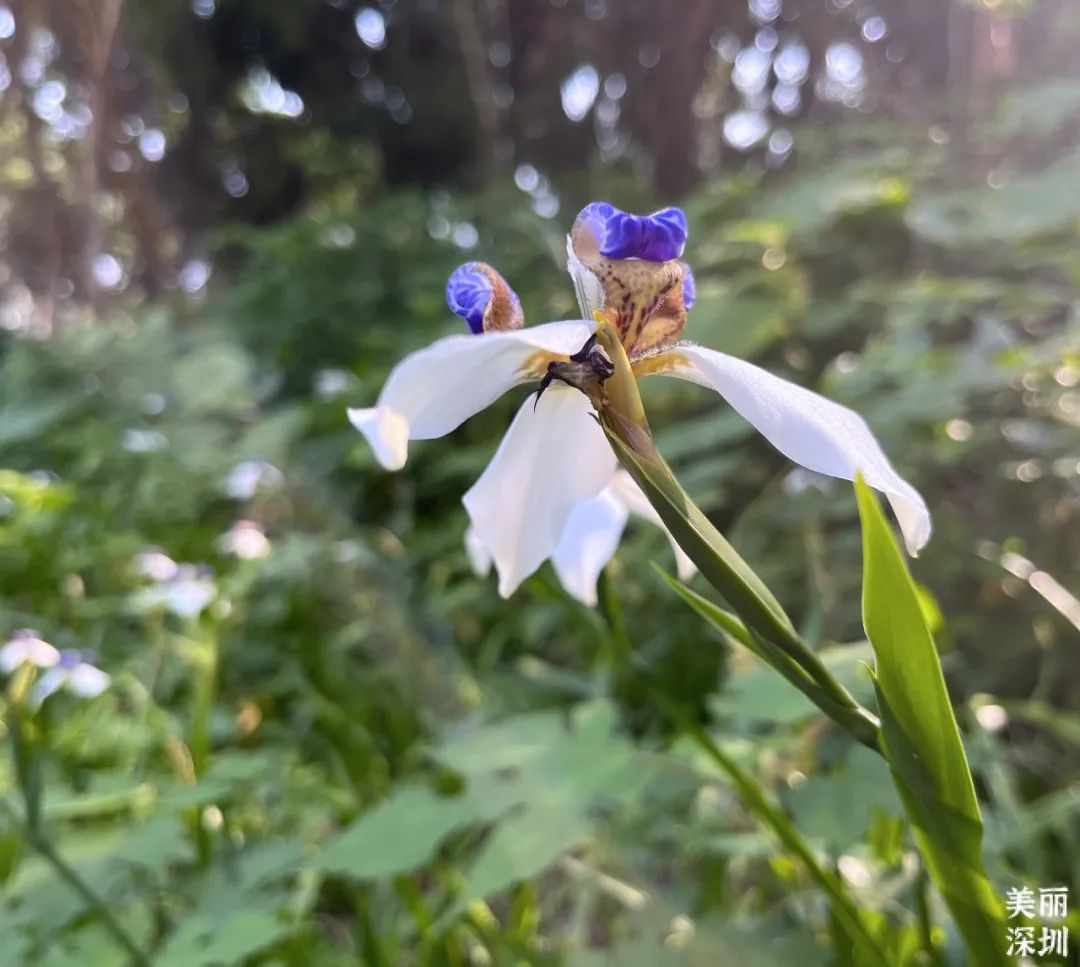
(316, 700, 652, 897)
(1, 59, 1079, 964)
(856, 477, 1006, 964)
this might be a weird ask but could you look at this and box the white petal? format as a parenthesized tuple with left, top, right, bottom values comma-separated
(67, 663, 110, 698)
(166, 576, 216, 617)
(464, 525, 492, 577)
(566, 235, 604, 319)
(463, 385, 617, 597)
(0, 635, 60, 673)
(29, 668, 67, 706)
(347, 406, 409, 471)
(551, 488, 629, 606)
(349, 320, 595, 470)
(654, 344, 931, 554)
(609, 471, 697, 581)
(0, 641, 26, 673)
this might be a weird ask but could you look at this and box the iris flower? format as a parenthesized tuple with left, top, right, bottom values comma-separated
(30, 649, 110, 706)
(0, 631, 109, 706)
(0, 629, 61, 673)
(349, 202, 929, 598)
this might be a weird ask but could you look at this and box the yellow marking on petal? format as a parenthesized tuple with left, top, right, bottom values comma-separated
(518, 348, 567, 379)
(631, 350, 687, 379)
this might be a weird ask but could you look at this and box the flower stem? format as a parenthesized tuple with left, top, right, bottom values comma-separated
(597, 574, 890, 967)
(8, 713, 150, 966)
(595, 330, 881, 750)
(26, 829, 150, 965)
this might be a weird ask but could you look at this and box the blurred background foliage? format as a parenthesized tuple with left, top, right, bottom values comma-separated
(0, 0, 1078, 963)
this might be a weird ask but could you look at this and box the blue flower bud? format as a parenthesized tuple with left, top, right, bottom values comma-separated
(574, 202, 688, 262)
(446, 263, 523, 333)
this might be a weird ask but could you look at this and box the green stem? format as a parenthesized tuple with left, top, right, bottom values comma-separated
(590, 327, 879, 747)
(597, 569, 633, 663)
(687, 729, 889, 966)
(597, 573, 889, 967)
(188, 625, 218, 778)
(9, 714, 149, 965)
(602, 420, 881, 749)
(26, 830, 150, 965)
(915, 865, 947, 967)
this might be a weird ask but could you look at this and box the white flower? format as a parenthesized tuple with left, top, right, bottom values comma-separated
(122, 428, 168, 453)
(134, 548, 180, 582)
(30, 649, 110, 706)
(467, 469, 695, 605)
(349, 203, 930, 599)
(218, 520, 271, 560)
(132, 564, 217, 617)
(222, 460, 283, 500)
(314, 368, 353, 400)
(0, 629, 60, 673)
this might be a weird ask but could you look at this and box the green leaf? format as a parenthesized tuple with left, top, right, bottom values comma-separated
(438, 701, 653, 906)
(715, 643, 875, 731)
(855, 476, 1007, 965)
(316, 701, 653, 899)
(155, 910, 294, 967)
(786, 747, 903, 850)
(314, 784, 506, 881)
(0, 394, 83, 448)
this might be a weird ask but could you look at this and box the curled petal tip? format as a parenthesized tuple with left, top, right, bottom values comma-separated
(574, 202, 688, 262)
(895, 499, 932, 557)
(446, 262, 523, 333)
(464, 526, 493, 577)
(348, 406, 409, 470)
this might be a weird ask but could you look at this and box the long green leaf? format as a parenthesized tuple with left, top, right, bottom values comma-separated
(854, 476, 1006, 965)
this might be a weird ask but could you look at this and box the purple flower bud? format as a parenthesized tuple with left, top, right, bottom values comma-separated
(446, 263, 523, 334)
(574, 202, 688, 262)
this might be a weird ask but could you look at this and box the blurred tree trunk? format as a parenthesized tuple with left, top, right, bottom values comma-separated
(644, 0, 722, 196)
(9, 0, 61, 332)
(452, 0, 501, 181)
(73, 0, 125, 310)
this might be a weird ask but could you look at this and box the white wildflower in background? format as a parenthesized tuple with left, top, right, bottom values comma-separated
(1, 632, 109, 706)
(218, 520, 271, 560)
(222, 460, 284, 500)
(121, 428, 168, 453)
(314, 368, 353, 400)
(132, 564, 217, 618)
(0, 629, 60, 672)
(31, 649, 110, 706)
(134, 547, 180, 582)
